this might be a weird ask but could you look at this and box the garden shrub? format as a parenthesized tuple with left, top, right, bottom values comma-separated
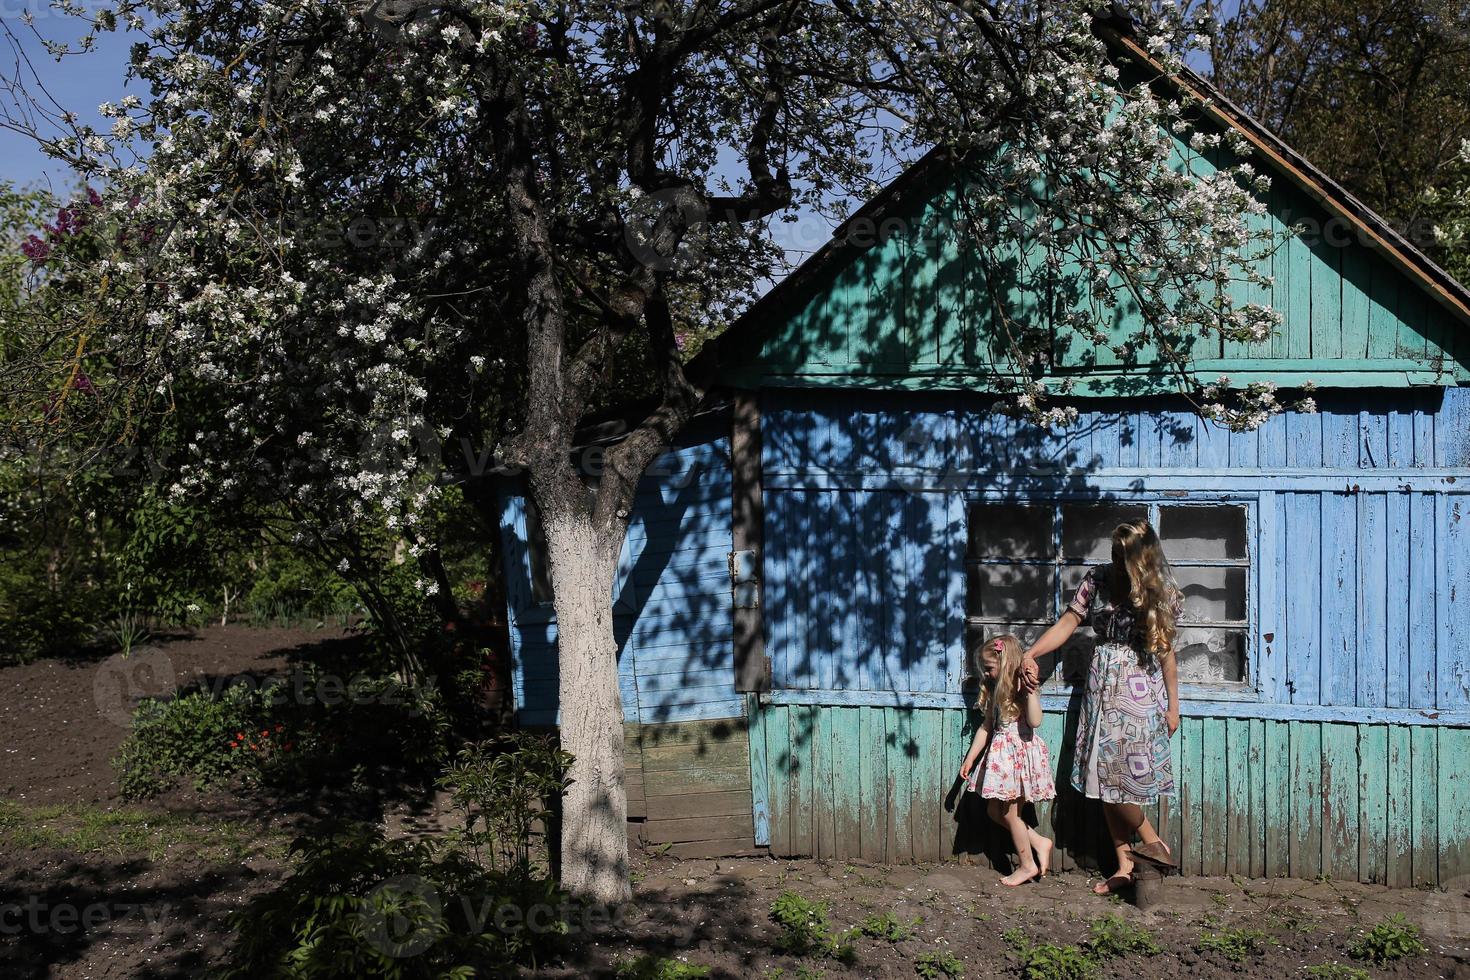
(223, 736, 577, 978)
(113, 684, 273, 798)
(768, 890, 857, 962)
(1347, 913, 1427, 964)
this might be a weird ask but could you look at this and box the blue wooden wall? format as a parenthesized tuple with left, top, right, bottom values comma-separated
(759, 386, 1470, 724)
(498, 423, 743, 726)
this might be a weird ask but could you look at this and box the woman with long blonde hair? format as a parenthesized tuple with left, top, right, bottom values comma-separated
(1020, 519, 1182, 895)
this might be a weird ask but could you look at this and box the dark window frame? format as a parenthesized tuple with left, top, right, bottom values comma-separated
(964, 494, 1257, 701)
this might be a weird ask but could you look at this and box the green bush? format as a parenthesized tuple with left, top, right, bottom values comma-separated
(769, 890, 857, 962)
(1304, 965, 1371, 980)
(614, 955, 712, 980)
(1085, 913, 1161, 959)
(222, 735, 577, 978)
(438, 734, 571, 873)
(914, 950, 963, 979)
(860, 910, 920, 942)
(1003, 928, 1095, 980)
(1347, 913, 1427, 964)
(1196, 927, 1270, 962)
(113, 684, 271, 798)
(220, 823, 565, 979)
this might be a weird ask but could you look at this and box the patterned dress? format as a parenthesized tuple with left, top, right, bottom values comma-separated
(1067, 565, 1179, 804)
(965, 700, 1057, 802)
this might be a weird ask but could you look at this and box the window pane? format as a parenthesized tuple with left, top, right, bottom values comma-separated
(967, 564, 1053, 621)
(1175, 567, 1247, 623)
(1061, 503, 1149, 559)
(1175, 628, 1246, 683)
(968, 503, 1053, 559)
(1158, 505, 1247, 561)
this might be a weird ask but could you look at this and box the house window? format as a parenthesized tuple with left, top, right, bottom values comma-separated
(965, 499, 1251, 693)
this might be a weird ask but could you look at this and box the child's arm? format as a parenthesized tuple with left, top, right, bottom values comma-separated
(958, 715, 992, 780)
(1022, 686, 1043, 729)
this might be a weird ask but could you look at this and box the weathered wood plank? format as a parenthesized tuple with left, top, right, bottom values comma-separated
(833, 707, 864, 859)
(886, 706, 914, 863)
(1182, 717, 1204, 877)
(912, 708, 943, 862)
(1284, 493, 1322, 704)
(765, 704, 791, 856)
(859, 705, 887, 862)
(1384, 492, 1411, 709)
(814, 702, 836, 858)
(1409, 493, 1437, 708)
(642, 813, 754, 845)
(1386, 724, 1414, 888)
(1438, 727, 1470, 883)
(642, 791, 753, 822)
(1226, 717, 1251, 877)
(657, 839, 768, 860)
(1321, 722, 1359, 882)
(1320, 492, 1357, 706)
(1411, 724, 1438, 886)
(1357, 725, 1388, 884)
(1264, 720, 1291, 877)
(789, 704, 815, 857)
(746, 696, 770, 846)
(1439, 495, 1470, 709)
(645, 764, 754, 797)
(1357, 493, 1388, 709)
(1201, 717, 1227, 877)
(1290, 721, 1323, 879)
(1248, 717, 1266, 877)
(640, 737, 749, 772)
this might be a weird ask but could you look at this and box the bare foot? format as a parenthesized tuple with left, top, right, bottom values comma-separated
(1001, 865, 1040, 887)
(1092, 872, 1131, 896)
(1035, 838, 1054, 878)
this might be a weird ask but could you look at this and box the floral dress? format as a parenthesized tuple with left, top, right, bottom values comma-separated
(1067, 565, 1179, 804)
(965, 698, 1057, 802)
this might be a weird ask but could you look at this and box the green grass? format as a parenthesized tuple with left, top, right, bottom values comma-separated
(0, 798, 280, 863)
(860, 910, 921, 942)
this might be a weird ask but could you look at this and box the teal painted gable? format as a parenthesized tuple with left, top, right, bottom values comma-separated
(725, 155, 1470, 393)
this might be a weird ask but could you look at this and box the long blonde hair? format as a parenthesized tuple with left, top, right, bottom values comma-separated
(976, 633, 1026, 723)
(1111, 519, 1178, 660)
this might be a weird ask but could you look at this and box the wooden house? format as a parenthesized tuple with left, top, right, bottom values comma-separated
(496, 32, 1470, 883)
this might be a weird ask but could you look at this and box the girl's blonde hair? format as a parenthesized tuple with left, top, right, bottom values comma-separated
(1111, 519, 1178, 660)
(976, 633, 1026, 723)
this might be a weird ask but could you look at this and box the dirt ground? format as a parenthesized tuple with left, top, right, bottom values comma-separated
(571, 852, 1470, 979)
(2, 626, 1468, 979)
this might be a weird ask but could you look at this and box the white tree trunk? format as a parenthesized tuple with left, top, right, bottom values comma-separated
(542, 510, 631, 905)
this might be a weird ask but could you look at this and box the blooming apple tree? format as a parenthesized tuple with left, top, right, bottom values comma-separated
(5, 0, 1303, 901)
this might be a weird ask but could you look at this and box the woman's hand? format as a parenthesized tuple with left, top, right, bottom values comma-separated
(1019, 655, 1041, 692)
(959, 755, 976, 780)
(1166, 706, 1180, 736)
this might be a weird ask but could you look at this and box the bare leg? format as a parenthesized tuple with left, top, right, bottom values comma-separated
(990, 799, 1052, 876)
(998, 801, 1040, 886)
(1093, 803, 1135, 895)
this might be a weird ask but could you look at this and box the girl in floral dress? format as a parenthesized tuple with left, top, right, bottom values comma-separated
(1020, 519, 1182, 895)
(959, 633, 1056, 886)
